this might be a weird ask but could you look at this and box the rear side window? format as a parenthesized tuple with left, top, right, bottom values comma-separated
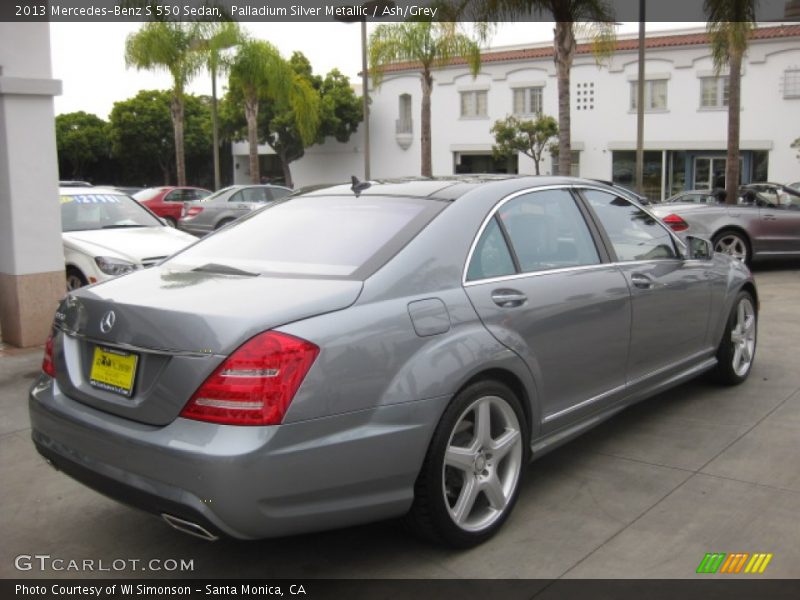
(169, 196, 442, 279)
(466, 218, 515, 281)
(467, 188, 600, 280)
(499, 189, 600, 273)
(583, 189, 677, 261)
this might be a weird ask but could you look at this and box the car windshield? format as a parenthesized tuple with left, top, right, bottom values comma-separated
(167, 195, 444, 278)
(61, 193, 163, 231)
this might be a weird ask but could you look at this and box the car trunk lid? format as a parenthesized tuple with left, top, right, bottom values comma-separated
(52, 267, 362, 426)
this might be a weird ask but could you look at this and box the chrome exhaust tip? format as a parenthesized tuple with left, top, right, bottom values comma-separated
(161, 513, 219, 541)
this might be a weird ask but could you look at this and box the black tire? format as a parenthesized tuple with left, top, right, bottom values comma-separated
(713, 229, 751, 265)
(405, 380, 529, 548)
(164, 217, 177, 228)
(215, 218, 234, 230)
(65, 267, 88, 291)
(710, 291, 757, 386)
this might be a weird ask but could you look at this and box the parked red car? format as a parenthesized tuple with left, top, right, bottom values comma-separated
(133, 187, 211, 226)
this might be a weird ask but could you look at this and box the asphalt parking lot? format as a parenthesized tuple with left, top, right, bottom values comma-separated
(1, 262, 799, 580)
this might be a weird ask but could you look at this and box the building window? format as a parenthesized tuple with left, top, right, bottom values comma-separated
(512, 87, 543, 115)
(396, 94, 412, 134)
(575, 82, 594, 111)
(551, 151, 580, 177)
(460, 90, 488, 118)
(630, 79, 668, 111)
(700, 76, 729, 108)
(782, 68, 800, 99)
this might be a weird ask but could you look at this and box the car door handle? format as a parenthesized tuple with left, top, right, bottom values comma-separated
(762, 214, 777, 220)
(491, 289, 527, 308)
(630, 273, 655, 289)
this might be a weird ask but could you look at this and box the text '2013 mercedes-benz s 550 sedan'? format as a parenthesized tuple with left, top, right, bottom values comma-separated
(30, 177, 758, 548)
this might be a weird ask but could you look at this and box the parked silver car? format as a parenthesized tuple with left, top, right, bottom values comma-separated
(30, 177, 757, 547)
(651, 185, 800, 264)
(179, 184, 292, 236)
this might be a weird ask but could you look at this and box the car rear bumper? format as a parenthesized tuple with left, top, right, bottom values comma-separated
(29, 375, 448, 539)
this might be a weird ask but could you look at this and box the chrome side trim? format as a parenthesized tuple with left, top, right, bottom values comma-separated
(463, 262, 617, 287)
(627, 348, 713, 388)
(56, 326, 213, 358)
(542, 383, 627, 423)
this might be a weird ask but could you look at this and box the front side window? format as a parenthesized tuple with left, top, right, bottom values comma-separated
(583, 190, 677, 261)
(630, 79, 668, 110)
(512, 87, 543, 116)
(700, 76, 729, 108)
(460, 90, 488, 118)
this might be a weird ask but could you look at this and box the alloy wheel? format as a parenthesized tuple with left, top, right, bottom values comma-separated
(730, 296, 756, 377)
(442, 395, 523, 532)
(714, 234, 748, 262)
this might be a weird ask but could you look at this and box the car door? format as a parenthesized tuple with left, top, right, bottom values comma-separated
(579, 188, 713, 386)
(758, 189, 800, 254)
(464, 187, 631, 429)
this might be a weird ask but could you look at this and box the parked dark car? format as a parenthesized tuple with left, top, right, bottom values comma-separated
(31, 176, 757, 547)
(178, 184, 292, 236)
(133, 187, 211, 227)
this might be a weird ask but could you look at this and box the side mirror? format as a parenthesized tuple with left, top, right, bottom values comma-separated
(686, 235, 713, 260)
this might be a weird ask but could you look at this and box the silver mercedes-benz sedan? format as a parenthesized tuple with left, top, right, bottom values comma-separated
(179, 184, 292, 236)
(30, 176, 758, 548)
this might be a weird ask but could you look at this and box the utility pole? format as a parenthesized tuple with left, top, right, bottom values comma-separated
(635, 0, 646, 196)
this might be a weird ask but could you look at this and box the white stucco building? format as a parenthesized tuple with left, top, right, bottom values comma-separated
(238, 24, 800, 201)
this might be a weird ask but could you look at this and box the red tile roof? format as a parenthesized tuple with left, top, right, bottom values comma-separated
(379, 24, 800, 73)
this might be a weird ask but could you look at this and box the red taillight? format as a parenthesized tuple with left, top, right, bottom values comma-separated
(180, 332, 319, 426)
(185, 206, 203, 217)
(42, 331, 56, 377)
(663, 213, 689, 232)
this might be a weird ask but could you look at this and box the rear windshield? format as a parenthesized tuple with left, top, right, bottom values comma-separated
(167, 195, 443, 278)
(132, 188, 166, 202)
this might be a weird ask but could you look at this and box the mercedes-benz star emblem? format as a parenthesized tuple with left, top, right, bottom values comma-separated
(99, 310, 116, 334)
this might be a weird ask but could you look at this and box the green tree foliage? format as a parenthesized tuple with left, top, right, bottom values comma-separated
(228, 39, 319, 185)
(55, 111, 109, 180)
(491, 114, 559, 175)
(108, 90, 211, 186)
(222, 51, 359, 187)
(369, 21, 481, 177)
(704, 0, 757, 205)
(125, 21, 204, 186)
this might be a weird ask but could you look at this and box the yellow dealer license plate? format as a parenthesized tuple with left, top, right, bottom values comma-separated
(89, 346, 138, 397)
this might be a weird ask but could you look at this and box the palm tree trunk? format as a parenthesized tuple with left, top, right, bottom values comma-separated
(420, 71, 433, 177)
(171, 93, 187, 186)
(725, 50, 742, 205)
(245, 96, 260, 184)
(211, 64, 221, 191)
(554, 22, 575, 176)
(279, 150, 293, 188)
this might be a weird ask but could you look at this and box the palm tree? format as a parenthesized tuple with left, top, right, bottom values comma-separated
(444, 1, 615, 176)
(228, 40, 319, 184)
(369, 22, 481, 177)
(125, 22, 203, 186)
(705, 0, 757, 205)
(196, 21, 243, 190)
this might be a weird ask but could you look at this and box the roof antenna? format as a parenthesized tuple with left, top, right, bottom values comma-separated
(351, 175, 371, 196)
